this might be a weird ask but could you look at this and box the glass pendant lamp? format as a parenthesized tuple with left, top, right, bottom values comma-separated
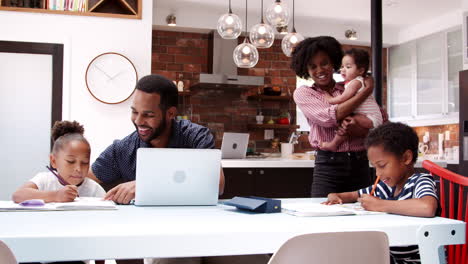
(249, 0, 275, 48)
(233, 0, 259, 68)
(266, 0, 290, 27)
(281, 0, 304, 57)
(217, 0, 242, 39)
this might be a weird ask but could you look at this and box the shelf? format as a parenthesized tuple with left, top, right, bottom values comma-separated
(178, 91, 192, 97)
(248, 124, 299, 129)
(247, 95, 292, 101)
(0, 0, 141, 19)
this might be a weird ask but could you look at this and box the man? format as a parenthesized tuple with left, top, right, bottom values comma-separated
(88, 74, 224, 204)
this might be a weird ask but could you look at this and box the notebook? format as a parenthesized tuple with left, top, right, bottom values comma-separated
(221, 132, 249, 159)
(282, 202, 385, 217)
(0, 197, 117, 211)
(135, 148, 221, 206)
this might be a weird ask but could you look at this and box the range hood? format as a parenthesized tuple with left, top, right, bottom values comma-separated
(198, 31, 264, 88)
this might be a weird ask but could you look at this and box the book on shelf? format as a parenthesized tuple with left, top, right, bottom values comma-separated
(47, 0, 87, 11)
(281, 202, 385, 217)
(0, 197, 117, 211)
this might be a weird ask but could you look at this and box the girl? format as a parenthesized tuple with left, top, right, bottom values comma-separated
(13, 120, 105, 203)
(324, 122, 439, 264)
(321, 48, 383, 151)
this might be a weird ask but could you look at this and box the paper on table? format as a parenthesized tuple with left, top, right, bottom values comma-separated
(0, 197, 117, 211)
(281, 202, 385, 217)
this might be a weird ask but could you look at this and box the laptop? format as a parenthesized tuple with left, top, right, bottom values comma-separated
(134, 148, 221, 206)
(221, 132, 249, 159)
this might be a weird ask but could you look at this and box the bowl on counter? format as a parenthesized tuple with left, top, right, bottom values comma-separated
(263, 87, 281, 96)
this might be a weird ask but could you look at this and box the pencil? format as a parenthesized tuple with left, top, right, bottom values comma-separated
(46, 166, 80, 197)
(370, 175, 381, 196)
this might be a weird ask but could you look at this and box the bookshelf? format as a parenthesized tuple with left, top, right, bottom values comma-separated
(0, 0, 141, 19)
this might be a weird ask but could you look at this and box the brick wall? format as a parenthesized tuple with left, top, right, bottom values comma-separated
(413, 124, 460, 155)
(152, 29, 387, 153)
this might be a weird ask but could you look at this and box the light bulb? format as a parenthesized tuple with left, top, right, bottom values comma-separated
(225, 15, 234, 25)
(217, 13, 242, 39)
(274, 4, 282, 13)
(281, 32, 304, 57)
(233, 40, 259, 68)
(250, 23, 275, 48)
(258, 26, 266, 35)
(266, 1, 290, 27)
(290, 35, 298, 44)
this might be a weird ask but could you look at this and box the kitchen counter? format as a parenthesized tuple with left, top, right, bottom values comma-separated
(221, 154, 448, 168)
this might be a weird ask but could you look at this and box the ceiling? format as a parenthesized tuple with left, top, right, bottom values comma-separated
(154, 0, 462, 29)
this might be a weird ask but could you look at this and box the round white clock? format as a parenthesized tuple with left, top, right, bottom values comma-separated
(85, 52, 138, 104)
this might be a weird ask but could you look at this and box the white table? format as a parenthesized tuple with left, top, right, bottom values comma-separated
(0, 199, 464, 263)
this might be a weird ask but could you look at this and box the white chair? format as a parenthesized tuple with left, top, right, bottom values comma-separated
(0, 241, 18, 264)
(268, 231, 390, 264)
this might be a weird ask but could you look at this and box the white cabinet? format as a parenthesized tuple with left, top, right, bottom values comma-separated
(388, 27, 462, 126)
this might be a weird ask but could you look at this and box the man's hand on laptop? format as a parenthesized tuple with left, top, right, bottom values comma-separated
(104, 181, 136, 204)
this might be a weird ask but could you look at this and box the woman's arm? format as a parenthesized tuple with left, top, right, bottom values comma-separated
(335, 77, 374, 121)
(359, 195, 438, 217)
(326, 80, 361, 105)
(294, 86, 339, 128)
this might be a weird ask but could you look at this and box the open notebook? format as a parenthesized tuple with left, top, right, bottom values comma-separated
(0, 197, 117, 211)
(282, 202, 385, 217)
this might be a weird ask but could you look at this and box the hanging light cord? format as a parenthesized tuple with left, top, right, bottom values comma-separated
(229, 0, 232, 14)
(245, 0, 248, 33)
(261, 0, 264, 23)
(292, 0, 296, 33)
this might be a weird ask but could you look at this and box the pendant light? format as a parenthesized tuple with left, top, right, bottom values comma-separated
(266, 0, 290, 27)
(233, 0, 259, 68)
(249, 0, 275, 48)
(217, 0, 242, 39)
(281, 0, 304, 57)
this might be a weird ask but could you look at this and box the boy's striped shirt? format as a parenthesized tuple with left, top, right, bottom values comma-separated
(358, 173, 438, 264)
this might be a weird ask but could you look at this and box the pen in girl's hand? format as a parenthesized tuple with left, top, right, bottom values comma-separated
(46, 165, 80, 197)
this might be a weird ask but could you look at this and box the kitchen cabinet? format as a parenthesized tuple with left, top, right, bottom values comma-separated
(388, 27, 462, 126)
(220, 168, 312, 199)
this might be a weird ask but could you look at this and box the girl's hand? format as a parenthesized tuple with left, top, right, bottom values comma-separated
(322, 193, 342, 205)
(358, 194, 383, 211)
(54, 185, 78, 202)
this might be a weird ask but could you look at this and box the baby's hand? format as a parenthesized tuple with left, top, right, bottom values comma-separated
(54, 185, 78, 202)
(358, 194, 382, 211)
(322, 193, 342, 205)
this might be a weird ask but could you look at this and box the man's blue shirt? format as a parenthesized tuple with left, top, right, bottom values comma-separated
(92, 119, 214, 183)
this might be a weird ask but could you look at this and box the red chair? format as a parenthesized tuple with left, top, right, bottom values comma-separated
(422, 160, 468, 264)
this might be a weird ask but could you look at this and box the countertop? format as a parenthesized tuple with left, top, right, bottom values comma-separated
(221, 154, 452, 168)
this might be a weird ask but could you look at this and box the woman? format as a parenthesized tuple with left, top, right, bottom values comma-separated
(292, 36, 381, 197)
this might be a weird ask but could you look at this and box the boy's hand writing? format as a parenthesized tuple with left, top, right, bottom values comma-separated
(322, 193, 342, 205)
(358, 194, 383, 211)
(54, 185, 78, 202)
(105, 181, 136, 204)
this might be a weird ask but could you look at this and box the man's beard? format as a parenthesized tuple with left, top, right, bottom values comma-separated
(136, 115, 167, 143)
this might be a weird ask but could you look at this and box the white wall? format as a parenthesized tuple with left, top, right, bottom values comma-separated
(0, 0, 153, 162)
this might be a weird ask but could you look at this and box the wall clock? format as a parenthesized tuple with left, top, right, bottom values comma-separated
(85, 52, 138, 104)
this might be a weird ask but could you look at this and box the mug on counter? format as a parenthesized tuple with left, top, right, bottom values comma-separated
(281, 143, 293, 158)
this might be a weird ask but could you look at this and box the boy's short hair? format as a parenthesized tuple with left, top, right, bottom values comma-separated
(344, 48, 369, 76)
(365, 122, 419, 163)
(290, 36, 343, 80)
